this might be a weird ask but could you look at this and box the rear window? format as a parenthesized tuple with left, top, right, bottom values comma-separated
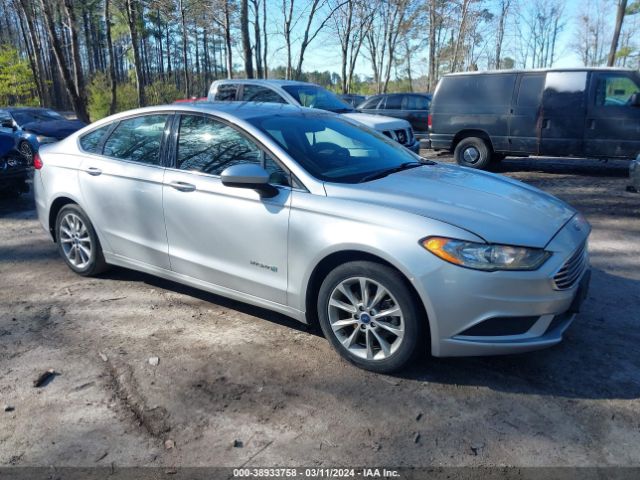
(79, 124, 112, 154)
(242, 84, 287, 103)
(383, 95, 402, 109)
(402, 95, 430, 110)
(215, 84, 238, 101)
(436, 74, 517, 106)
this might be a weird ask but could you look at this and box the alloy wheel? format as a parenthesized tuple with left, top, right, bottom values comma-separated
(59, 213, 92, 269)
(328, 276, 405, 361)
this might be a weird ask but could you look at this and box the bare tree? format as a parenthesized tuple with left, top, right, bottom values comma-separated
(495, 0, 512, 68)
(125, 0, 146, 106)
(39, 0, 89, 122)
(240, 0, 254, 77)
(104, 0, 117, 113)
(608, 0, 628, 65)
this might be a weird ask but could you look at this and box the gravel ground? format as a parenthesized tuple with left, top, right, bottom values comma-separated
(0, 155, 639, 468)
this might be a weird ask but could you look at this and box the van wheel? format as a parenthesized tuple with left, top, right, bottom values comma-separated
(317, 261, 425, 373)
(55, 204, 108, 276)
(454, 137, 491, 169)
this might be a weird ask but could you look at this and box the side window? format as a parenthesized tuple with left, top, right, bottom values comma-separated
(103, 114, 168, 165)
(79, 124, 112, 154)
(243, 85, 287, 103)
(402, 95, 430, 110)
(595, 74, 640, 107)
(359, 97, 381, 109)
(517, 74, 545, 107)
(383, 95, 402, 109)
(215, 84, 239, 101)
(543, 72, 587, 111)
(176, 114, 262, 176)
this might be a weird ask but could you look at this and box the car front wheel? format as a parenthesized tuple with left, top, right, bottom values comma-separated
(55, 204, 108, 276)
(317, 261, 426, 373)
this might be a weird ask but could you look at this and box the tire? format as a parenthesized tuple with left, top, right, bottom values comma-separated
(55, 204, 108, 276)
(454, 137, 492, 169)
(18, 141, 34, 165)
(317, 261, 426, 373)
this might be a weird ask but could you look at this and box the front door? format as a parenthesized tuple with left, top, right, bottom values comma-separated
(162, 113, 291, 304)
(585, 71, 640, 158)
(540, 71, 587, 157)
(78, 113, 171, 269)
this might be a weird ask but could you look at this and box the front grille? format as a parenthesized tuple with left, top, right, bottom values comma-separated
(553, 242, 588, 290)
(383, 129, 412, 146)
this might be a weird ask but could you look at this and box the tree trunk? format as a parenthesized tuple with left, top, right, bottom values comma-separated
(224, 2, 233, 78)
(240, 0, 254, 78)
(495, 0, 510, 69)
(39, 0, 89, 122)
(428, 0, 437, 91)
(126, 0, 146, 106)
(607, 0, 628, 66)
(262, 0, 268, 77)
(104, 0, 117, 114)
(178, 0, 190, 97)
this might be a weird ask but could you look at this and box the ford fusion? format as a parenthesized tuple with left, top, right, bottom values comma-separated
(33, 103, 591, 372)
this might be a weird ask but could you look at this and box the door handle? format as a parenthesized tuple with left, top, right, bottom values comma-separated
(166, 180, 196, 192)
(542, 119, 551, 129)
(588, 119, 596, 129)
(85, 167, 102, 176)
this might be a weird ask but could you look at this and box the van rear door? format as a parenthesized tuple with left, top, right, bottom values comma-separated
(540, 71, 588, 157)
(585, 71, 640, 159)
(509, 73, 545, 154)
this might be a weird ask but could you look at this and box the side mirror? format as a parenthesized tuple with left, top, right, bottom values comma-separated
(220, 163, 278, 197)
(1, 120, 15, 130)
(630, 93, 640, 107)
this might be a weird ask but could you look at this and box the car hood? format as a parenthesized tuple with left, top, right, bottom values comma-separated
(323, 163, 576, 248)
(341, 112, 411, 131)
(22, 119, 87, 139)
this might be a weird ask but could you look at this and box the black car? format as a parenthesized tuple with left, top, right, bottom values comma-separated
(0, 136, 28, 196)
(358, 93, 432, 139)
(429, 68, 640, 169)
(339, 94, 366, 107)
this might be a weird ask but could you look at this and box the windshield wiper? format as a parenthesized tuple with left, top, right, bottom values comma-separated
(358, 162, 422, 183)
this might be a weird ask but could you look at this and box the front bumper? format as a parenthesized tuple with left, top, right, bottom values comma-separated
(417, 217, 591, 357)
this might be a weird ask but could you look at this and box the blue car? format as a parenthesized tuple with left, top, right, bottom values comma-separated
(0, 107, 86, 163)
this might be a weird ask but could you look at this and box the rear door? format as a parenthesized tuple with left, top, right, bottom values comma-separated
(540, 71, 587, 157)
(509, 73, 545, 154)
(585, 71, 640, 158)
(78, 114, 171, 269)
(0, 110, 16, 156)
(401, 94, 431, 135)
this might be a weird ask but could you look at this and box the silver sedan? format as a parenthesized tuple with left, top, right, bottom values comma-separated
(33, 103, 591, 372)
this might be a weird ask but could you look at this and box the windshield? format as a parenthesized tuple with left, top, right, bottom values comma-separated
(11, 109, 64, 126)
(248, 114, 421, 183)
(281, 85, 354, 113)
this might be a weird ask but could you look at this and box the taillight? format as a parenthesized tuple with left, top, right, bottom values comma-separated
(33, 152, 43, 170)
(427, 114, 432, 129)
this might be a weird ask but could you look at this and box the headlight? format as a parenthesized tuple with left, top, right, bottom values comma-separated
(421, 236, 550, 271)
(35, 135, 57, 144)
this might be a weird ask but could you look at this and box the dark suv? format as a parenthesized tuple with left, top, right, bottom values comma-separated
(358, 93, 432, 140)
(429, 68, 640, 169)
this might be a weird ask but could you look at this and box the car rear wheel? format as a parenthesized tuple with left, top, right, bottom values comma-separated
(55, 204, 108, 276)
(317, 261, 425, 373)
(454, 137, 491, 169)
(18, 141, 34, 165)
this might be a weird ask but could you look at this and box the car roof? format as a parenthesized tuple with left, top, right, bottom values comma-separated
(445, 67, 637, 77)
(6, 107, 55, 112)
(96, 101, 331, 122)
(213, 79, 319, 87)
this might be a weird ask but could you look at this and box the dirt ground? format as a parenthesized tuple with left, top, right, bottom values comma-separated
(1, 155, 639, 469)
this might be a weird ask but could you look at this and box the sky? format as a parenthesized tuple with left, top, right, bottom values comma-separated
(257, 0, 618, 81)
